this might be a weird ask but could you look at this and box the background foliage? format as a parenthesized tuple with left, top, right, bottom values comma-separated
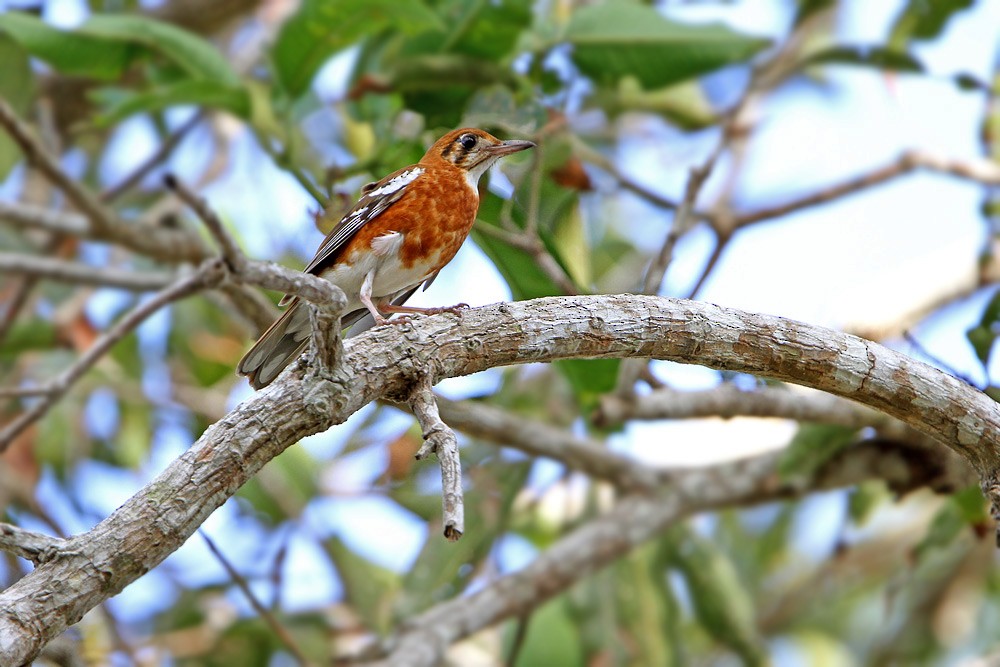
(2, 0, 1000, 665)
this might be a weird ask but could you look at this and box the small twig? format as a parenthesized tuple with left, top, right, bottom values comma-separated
(101, 113, 203, 203)
(201, 532, 315, 667)
(505, 615, 531, 667)
(408, 377, 464, 541)
(684, 231, 732, 299)
(0, 252, 175, 291)
(0, 523, 64, 565)
(731, 150, 1000, 230)
(164, 174, 247, 272)
(0, 98, 117, 234)
(0, 260, 225, 452)
(166, 174, 348, 310)
(0, 201, 91, 236)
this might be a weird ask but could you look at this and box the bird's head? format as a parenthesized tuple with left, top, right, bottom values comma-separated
(422, 128, 535, 186)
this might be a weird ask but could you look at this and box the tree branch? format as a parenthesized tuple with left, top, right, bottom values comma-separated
(408, 379, 464, 540)
(357, 436, 956, 667)
(0, 252, 175, 291)
(1, 294, 998, 664)
(0, 259, 226, 452)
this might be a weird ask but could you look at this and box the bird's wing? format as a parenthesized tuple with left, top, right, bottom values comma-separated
(276, 166, 424, 307)
(301, 165, 424, 276)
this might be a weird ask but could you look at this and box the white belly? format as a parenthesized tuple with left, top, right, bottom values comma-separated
(321, 231, 440, 307)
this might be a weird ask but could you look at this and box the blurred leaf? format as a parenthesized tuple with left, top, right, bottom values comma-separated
(93, 80, 251, 125)
(79, 14, 240, 83)
(553, 359, 620, 411)
(551, 201, 590, 286)
(461, 85, 546, 134)
(889, 0, 974, 44)
(966, 288, 1000, 369)
(433, 0, 533, 60)
(0, 11, 134, 80)
(778, 423, 858, 481)
(273, 0, 443, 97)
(396, 459, 531, 615)
(510, 598, 584, 667)
(848, 480, 889, 526)
(801, 45, 925, 73)
(593, 78, 717, 130)
(665, 525, 767, 666)
(0, 34, 35, 180)
(325, 535, 401, 634)
(914, 486, 985, 561)
(237, 446, 320, 523)
(614, 544, 683, 667)
(565, 4, 769, 90)
(793, 0, 836, 27)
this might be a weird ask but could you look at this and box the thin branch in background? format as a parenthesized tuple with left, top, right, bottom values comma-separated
(436, 396, 664, 491)
(100, 112, 203, 204)
(164, 174, 247, 272)
(0, 259, 225, 453)
(0, 386, 55, 399)
(252, 129, 329, 206)
(201, 532, 315, 667)
(0, 97, 118, 235)
(166, 173, 348, 308)
(0, 252, 176, 291)
(409, 378, 465, 541)
(731, 150, 1000, 231)
(684, 231, 732, 299)
(902, 330, 979, 388)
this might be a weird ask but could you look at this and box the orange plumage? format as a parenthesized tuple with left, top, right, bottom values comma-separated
(238, 128, 534, 389)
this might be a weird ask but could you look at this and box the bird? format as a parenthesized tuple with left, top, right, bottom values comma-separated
(238, 128, 535, 389)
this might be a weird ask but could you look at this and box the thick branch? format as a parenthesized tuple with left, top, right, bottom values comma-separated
(1, 294, 998, 664)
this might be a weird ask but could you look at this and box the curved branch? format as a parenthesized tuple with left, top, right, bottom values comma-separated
(0, 294, 997, 664)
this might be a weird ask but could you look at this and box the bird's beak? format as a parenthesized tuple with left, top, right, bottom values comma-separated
(486, 139, 536, 157)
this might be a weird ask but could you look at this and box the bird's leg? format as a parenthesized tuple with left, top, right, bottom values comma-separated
(379, 302, 470, 317)
(359, 270, 391, 326)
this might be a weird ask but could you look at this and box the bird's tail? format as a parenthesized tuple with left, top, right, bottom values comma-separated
(237, 300, 311, 389)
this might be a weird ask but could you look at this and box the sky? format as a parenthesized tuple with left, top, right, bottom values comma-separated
(6, 0, 1000, 661)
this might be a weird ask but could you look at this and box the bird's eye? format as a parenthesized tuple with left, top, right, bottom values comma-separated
(459, 134, 477, 150)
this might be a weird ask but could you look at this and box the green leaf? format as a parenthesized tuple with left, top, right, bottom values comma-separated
(434, 0, 533, 60)
(273, 0, 443, 97)
(79, 14, 240, 83)
(565, 4, 769, 89)
(778, 423, 859, 481)
(0, 34, 35, 180)
(890, 0, 974, 44)
(325, 536, 401, 634)
(93, 80, 251, 126)
(802, 45, 925, 73)
(967, 288, 1000, 369)
(848, 481, 889, 526)
(509, 598, 584, 667)
(0, 11, 134, 80)
(664, 526, 767, 666)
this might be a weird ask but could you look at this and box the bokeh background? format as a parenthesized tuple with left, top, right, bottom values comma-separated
(3, 0, 1000, 664)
